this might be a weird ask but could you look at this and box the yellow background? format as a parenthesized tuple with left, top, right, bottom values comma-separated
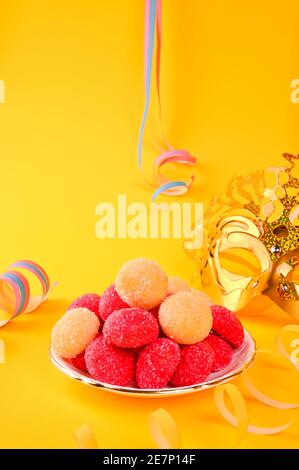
(0, 0, 298, 448)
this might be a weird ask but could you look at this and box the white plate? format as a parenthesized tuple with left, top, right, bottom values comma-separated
(50, 329, 256, 397)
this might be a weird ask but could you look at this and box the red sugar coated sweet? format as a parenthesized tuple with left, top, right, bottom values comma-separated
(211, 305, 244, 348)
(70, 351, 87, 372)
(204, 333, 233, 372)
(69, 293, 101, 321)
(98, 284, 129, 321)
(103, 308, 159, 348)
(171, 341, 214, 387)
(85, 335, 135, 386)
(136, 338, 181, 389)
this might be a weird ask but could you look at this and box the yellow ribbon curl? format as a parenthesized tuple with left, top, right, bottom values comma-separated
(148, 408, 181, 449)
(73, 424, 98, 449)
(214, 326, 299, 440)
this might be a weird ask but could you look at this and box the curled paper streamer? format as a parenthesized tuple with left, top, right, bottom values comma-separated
(149, 408, 181, 448)
(139, 0, 197, 200)
(214, 383, 248, 443)
(243, 348, 299, 409)
(214, 333, 299, 439)
(214, 383, 293, 437)
(0, 260, 55, 327)
(73, 424, 98, 449)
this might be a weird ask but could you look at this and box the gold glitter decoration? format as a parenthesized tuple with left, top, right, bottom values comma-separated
(185, 154, 299, 319)
(260, 154, 299, 262)
(277, 274, 298, 301)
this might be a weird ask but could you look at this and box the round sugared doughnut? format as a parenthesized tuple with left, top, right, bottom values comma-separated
(211, 305, 244, 348)
(115, 258, 168, 309)
(98, 284, 129, 321)
(85, 335, 135, 386)
(204, 333, 233, 371)
(69, 293, 101, 321)
(171, 341, 214, 387)
(70, 351, 87, 372)
(159, 291, 213, 345)
(51, 308, 100, 358)
(136, 338, 181, 389)
(168, 276, 190, 295)
(103, 308, 159, 348)
(190, 288, 213, 308)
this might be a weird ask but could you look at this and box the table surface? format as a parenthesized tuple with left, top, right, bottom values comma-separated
(0, 0, 298, 448)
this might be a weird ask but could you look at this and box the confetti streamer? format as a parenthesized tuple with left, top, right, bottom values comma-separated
(139, 0, 197, 200)
(243, 348, 299, 409)
(214, 383, 248, 443)
(0, 260, 56, 327)
(214, 383, 293, 437)
(73, 424, 98, 449)
(149, 408, 181, 448)
(214, 328, 299, 439)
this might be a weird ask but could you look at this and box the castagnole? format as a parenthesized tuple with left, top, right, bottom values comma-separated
(70, 351, 87, 372)
(98, 284, 129, 321)
(115, 258, 168, 309)
(103, 308, 159, 348)
(159, 291, 213, 345)
(51, 307, 100, 358)
(51, 257, 246, 390)
(167, 276, 190, 295)
(136, 338, 180, 389)
(171, 341, 215, 387)
(211, 305, 244, 348)
(205, 333, 233, 372)
(69, 293, 101, 321)
(85, 335, 135, 386)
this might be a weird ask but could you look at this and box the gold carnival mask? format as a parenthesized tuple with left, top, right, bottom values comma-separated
(185, 153, 299, 320)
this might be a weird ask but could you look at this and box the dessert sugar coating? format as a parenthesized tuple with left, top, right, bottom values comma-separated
(211, 305, 244, 348)
(171, 341, 215, 387)
(205, 333, 233, 371)
(167, 276, 190, 295)
(51, 257, 246, 389)
(69, 293, 101, 321)
(51, 307, 100, 358)
(136, 338, 181, 389)
(85, 335, 135, 386)
(115, 258, 168, 309)
(70, 351, 87, 372)
(190, 288, 213, 308)
(99, 284, 129, 321)
(103, 307, 159, 348)
(158, 291, 213, 345)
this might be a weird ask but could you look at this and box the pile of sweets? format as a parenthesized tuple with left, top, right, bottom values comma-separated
(51, 258, 244, 389)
